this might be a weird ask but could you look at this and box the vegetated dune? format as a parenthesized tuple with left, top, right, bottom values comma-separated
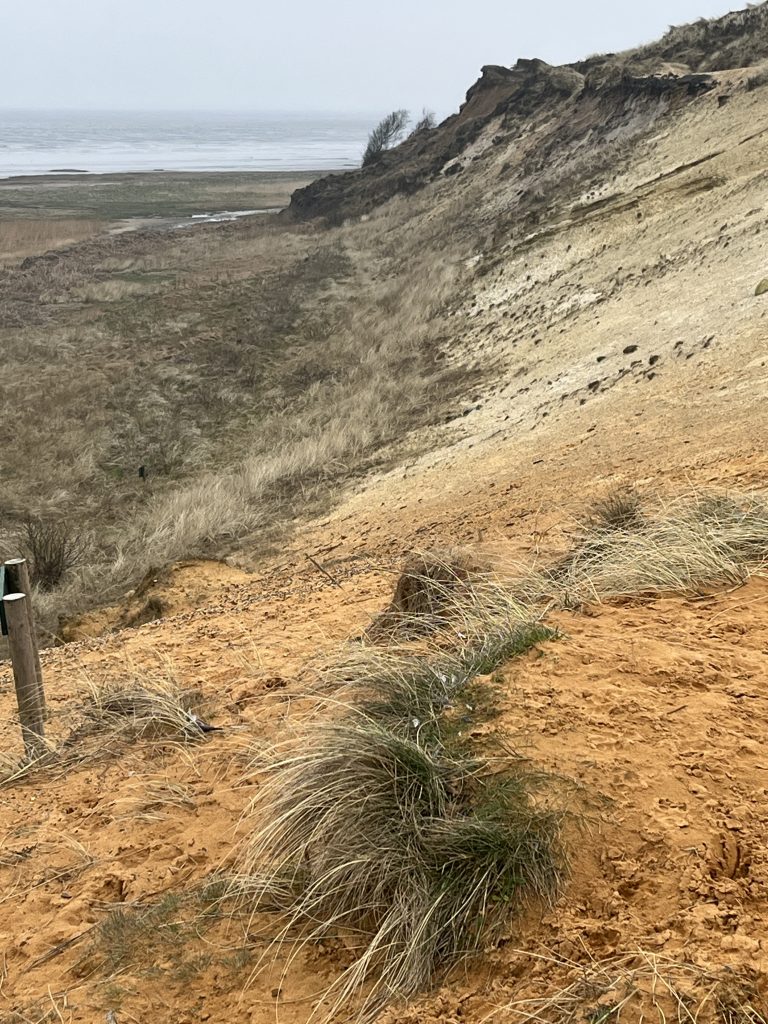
(2, 4, 768, 1023)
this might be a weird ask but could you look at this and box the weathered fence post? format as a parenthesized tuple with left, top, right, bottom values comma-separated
(3, 592, 46, 759)
(4, 558, 46, 718)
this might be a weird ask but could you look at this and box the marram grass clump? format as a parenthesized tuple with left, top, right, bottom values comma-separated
(328, 620, 555, 740)
(82, 672, 208, 741)
(232, 719, 565, 1021)
(226, 565, 562, 1021)
(549, 489, 768, 602)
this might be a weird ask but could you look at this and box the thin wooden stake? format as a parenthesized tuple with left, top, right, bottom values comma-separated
(3, 593, 46, 759)
(4, 559, 45, 718)
(306, 553, 343, 588)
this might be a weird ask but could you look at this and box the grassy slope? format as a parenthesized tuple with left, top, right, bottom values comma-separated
(0, 198, 480, 633)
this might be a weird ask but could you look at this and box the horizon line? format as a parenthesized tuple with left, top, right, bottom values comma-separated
(0, 106, 406, 116)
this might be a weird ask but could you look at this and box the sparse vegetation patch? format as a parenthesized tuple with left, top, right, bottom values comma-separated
(82, 671, 211, 741)
(226, 565, 564, 1020)
(549, 490, 768, 603)
(494, 950, 768, 1024)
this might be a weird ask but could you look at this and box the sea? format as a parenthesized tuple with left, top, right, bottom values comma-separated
(0, 109, 376, 178)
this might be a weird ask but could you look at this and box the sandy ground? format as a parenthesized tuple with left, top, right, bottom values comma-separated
(1, 400, 767, 1023)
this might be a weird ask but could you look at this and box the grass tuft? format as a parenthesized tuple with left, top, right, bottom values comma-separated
(549, 490, 768, 603)
(82, 671, 209, 741)
(584, 487, 645, 533)
(232, 720, 564, 1020)
(76, 895, 188, 978)
(493, 949, 768, 1024)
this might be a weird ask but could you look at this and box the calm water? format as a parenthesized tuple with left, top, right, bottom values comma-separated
(0, 109, 376, 177)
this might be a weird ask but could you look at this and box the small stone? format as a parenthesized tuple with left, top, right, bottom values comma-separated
(755, 279, 768, 296)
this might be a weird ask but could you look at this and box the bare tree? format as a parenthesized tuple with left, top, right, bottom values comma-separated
(363, 110, 410, 166)
(411, 109, 437, 135)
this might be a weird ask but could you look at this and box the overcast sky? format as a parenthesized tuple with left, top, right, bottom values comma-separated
(2, 0, 745, 115)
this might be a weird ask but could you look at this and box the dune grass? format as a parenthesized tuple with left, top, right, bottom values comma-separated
(221, 564, 563, 1021)
(491, 948, 767, 1024)
(82, 669, 210, 741)
(0, 661, 213, 792)
(548, 489, 768, 604)
(221, 495, 768, 1020)
(234, 720, 563, 1020)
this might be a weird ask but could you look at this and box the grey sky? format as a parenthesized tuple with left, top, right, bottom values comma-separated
(3, 0, 746, 114)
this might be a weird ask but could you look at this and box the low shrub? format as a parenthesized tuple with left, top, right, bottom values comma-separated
(21, 515, 88, 591)
(411, 109, 437, 135)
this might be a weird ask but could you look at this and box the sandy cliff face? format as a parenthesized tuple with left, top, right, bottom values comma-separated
(288, 3, 768, 223)
(2, 5, 768, 1024)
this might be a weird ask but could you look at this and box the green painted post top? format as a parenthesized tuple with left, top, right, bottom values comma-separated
(0, 565, 9, 636)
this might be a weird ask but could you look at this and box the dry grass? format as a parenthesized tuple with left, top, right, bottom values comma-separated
(71, 278, 165, 303)
(0, 749, 53, 788)
(82, 670, 209, 741)
(79, 894, 189, 976)
(329, 626, 553, 742)
(329, 556, 557, 735)
(486, 949, 767, 1024)
(0, 212, 477, 633)
(0, 218, 101, 264)
(746, 61, 768, 91)
(608, 3, 768, 74)
(364, 549, 553, 651)
(214, 494, 768, 1018)
(232, 721, 564, 1022)
(3, 1001, 67, 1024)
(110, 775, 196, 822)
(223, 568, 564, 1021)
(0, 661, 212, 790)
(547, 490, 768, 604)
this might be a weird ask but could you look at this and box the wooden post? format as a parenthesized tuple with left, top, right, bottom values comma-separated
(3, 593, 46, 759)
(3, 558, 46, 718)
